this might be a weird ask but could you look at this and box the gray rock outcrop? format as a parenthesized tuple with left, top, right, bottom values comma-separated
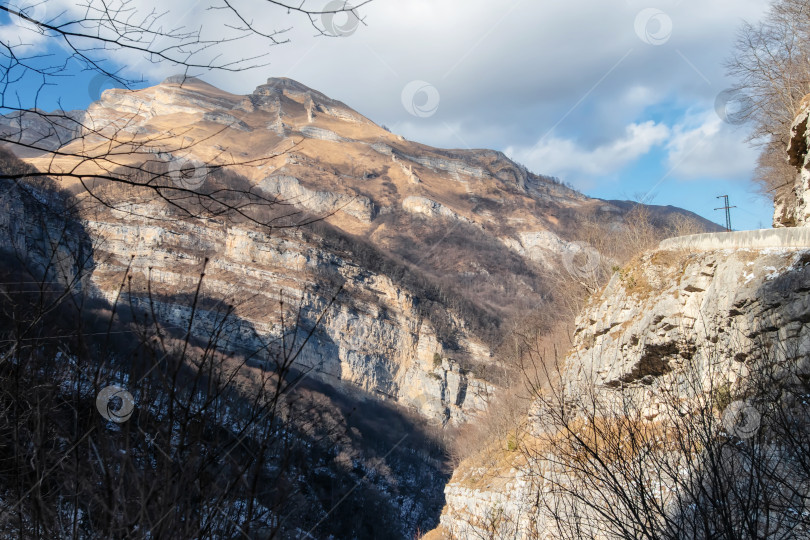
(401, 196, 472, 223)
(565, 247, 810, 407)
(259, 174, 376, 222)
(435, 244, 810, 538)
(774, 94, 810, 227)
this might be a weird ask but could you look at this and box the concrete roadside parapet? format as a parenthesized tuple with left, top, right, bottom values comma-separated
(659, 227, 810, 251)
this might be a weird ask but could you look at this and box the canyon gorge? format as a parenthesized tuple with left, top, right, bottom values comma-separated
(3, 76, 805, 539)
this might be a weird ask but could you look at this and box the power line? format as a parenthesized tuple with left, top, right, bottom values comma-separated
(714, 195, 736, 231)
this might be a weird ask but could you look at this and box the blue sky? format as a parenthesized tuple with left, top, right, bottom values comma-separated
(2, 0, 777, 230)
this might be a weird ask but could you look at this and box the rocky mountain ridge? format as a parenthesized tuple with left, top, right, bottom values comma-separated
(4, 75, 716, 426)
(0, 75, 726, 537)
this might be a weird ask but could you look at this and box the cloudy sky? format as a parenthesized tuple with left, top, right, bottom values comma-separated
(5, 0, 778, 229)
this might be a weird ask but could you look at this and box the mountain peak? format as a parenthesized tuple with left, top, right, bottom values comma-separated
(262, 77, 315, 92)
(252, 77, 337, 106)
(159, 75, 225, 93)
(161, 74, 203, 85)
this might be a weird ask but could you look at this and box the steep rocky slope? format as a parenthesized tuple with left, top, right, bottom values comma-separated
(1, 76, 722, 537)
(5, 76, 716, 426)
(434, 246, 810, 538)
(431, 97, 810, 540)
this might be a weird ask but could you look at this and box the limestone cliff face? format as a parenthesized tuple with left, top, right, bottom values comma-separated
(9, 76, 717, 426)
(433, 101, 810, 537)
(565, 247, 810, 421)
(0, 186, 491, 427)
(436, 453, 538, 539)
(774, 94, 810, 227)
(80, 201, 493, 424)
(435, 244, 810, 538)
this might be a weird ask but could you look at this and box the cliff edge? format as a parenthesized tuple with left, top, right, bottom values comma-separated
(774, 94, 810, 227)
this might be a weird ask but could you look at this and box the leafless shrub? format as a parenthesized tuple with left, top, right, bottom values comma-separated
(516, 324, 810, 540)
(726, 0, 810, 200)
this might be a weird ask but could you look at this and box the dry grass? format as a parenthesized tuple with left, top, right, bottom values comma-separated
(420, 526, 450, 540)
(615, 249, 691, 300)
(455, 438, 528, 491)
(616, 254, 655, 298)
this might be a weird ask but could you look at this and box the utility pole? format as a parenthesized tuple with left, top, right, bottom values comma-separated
(714, 195, 736, 231)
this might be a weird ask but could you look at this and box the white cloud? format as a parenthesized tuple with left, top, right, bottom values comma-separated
(20, 0, 771, 152)
(665, 111, 758, 180)
(3, 0, 773, 201)
(505, 121, 670, 184)
(504, 109, 759, 189)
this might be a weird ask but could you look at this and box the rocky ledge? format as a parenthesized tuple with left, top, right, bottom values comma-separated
(774, 94, 810, 227)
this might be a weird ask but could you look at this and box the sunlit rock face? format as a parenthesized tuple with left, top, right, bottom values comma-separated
(565, 248, 810, 404)
(434, 244, 810, 539)
(774, 94, 810, 227)
(6, 75, 715, 427)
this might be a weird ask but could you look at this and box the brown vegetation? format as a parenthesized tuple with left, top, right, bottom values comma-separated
(517, 327, 810, 540)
